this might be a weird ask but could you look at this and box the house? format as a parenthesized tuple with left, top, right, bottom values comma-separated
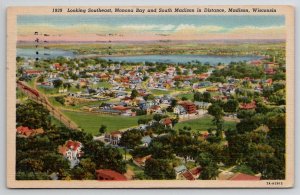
(16, 126, 44, 137)
(198, 73, 209, 80)
(23, 69, 43, 76)
(179, 101, 197, 114)
(194, 101, 211, 109)
(148, 105, 162, 114)
(98, 73, 110, 81)
(239, 101, 256, 110)
(52, 63, 63, 71)
(104, 131, 122, 145)
(16, 126, 32, 137)
(250, 60, 262, 66)
(133, 155, 152, 167)
(265, 68, 276, 75)
(173, 105, 187, 115)
(174, 165, 188, 179)
(160, 118, 173, 127)
(58, 140, 83, 168)
(198, 81, 212, 88)
(40, 81, 54, 88)
(264, 78, 273, 86)
(115, 91, 127, 98)
(96, 169, 127, 181)
(141, 136, 152, 147)
(112, 106, 134, 116)
(179, 167, 202, 180)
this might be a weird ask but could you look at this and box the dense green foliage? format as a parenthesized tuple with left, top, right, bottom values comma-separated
(16, 101, 126, 180)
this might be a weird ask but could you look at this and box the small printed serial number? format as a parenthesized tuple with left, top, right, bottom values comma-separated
(266, 181, 283, 186)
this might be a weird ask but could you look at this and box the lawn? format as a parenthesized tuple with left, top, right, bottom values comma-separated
(93, 81, 112, 88)
(150, 89, 172, 96)
(174, 115, 236, 132)
(176, 93, 194, 101)
(48, 96, 106, 110)
(62, 110, 151, 135)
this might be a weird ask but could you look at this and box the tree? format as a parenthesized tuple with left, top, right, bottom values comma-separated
(174, 81, 181, 88)
(137, 118, 151, 125)
(53, 79, 63, 88)
(55, 96, 65, 105)
(170, 99, 178, 108)
(181, 96, 188, 101)
(203, 92, 212, 102)
(144, 94, 155, 101)
(99, 125, 107, 135)
(16, 101, 51, 129)
(153, 114, 167, 122)
(131, 89, 138, 99)
(223, 99, 238, 113)
(144, 158, 176, 179)
(194, 92, 204, 102)
(119, 129, 142, 160)
(208, 103, 224, 138)
(196, 153, 219, 180)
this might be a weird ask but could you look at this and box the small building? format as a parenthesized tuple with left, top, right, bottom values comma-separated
(16, 126, 44, 137)
(96, 169, 127, 181)
(23, 69, 43, 76)
(239, 101, 256, 110)
(179, 101, 197, 114)
(58, 140, 83, 168)
(141, 136, 152, 147)
(160, 118, 173, 128)
(133, 155, 152, 168)
(173, 105, 187, 115)
(174, 165, 188, 179)
(179, 166, 202, 180)
(104, 131, 122, 145)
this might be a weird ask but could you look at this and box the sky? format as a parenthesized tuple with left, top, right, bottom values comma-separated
(17, 15, 286, 42)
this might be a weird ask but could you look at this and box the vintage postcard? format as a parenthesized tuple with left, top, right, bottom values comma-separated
(7, 5, 294, 188)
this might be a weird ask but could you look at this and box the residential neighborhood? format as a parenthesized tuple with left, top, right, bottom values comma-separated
(16, 45, 286, 181)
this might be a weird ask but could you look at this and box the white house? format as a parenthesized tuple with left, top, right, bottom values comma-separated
(58, 140, 83, 168)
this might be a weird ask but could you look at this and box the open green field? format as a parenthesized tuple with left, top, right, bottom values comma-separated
(94, 81, 112, 88)
(150, 89, 172, 96)
(176, 93, 194, 101)
(174, 115, 236, 132)
(62, 110, 151, 135)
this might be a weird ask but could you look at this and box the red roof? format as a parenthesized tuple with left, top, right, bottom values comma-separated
(96, 169, 127, 181)
(133, 155, 152, 166)
(179, 101, 195, 106)
(123, 96, 132, 101)
(190, 167, 202, 176)
(163, 118, 172, 125)
(239, 101, 256, 110)
(16, 126, 32, 135)
(182, 171, 195, 180)
(24, 70, 43, 74)
(150, 105, 161, 110)
(110, 131, 122, 136)
(65, 140, 82, 151)
(198, 73, 209, 79)
(230, 173, 260, 181)
(112, 106, 131, 111)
